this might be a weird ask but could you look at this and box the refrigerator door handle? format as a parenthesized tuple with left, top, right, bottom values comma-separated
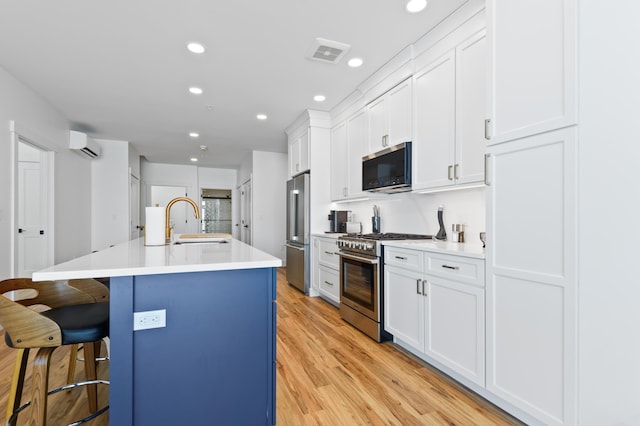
(289, 189, 299, 241)
(285, 243, 304, 251)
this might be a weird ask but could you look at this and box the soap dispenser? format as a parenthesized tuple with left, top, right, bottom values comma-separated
(434, 205, 447, 240)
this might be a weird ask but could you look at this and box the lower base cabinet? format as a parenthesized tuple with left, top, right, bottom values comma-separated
(312, 236, 340, 305)
(384, 246, 485, 387)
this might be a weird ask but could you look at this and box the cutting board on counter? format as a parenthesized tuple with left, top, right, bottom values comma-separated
(176, 233, 231, 243)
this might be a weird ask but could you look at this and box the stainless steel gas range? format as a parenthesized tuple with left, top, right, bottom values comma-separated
(337, 233, 432, 342)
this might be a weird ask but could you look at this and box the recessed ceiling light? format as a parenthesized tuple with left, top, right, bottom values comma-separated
(189, 132, 199, 138)
(347, 57, 363, 68)
(256, 114, 267, 120)
(190, 157, 198, 162)
(189, 87, 203, 95)
(405, 0, 427, 13)
(187, 42, 206, 54)
(314, 95, 326, 102)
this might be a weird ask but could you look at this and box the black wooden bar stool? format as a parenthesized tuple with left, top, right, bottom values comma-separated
(0, 278, 109, 426)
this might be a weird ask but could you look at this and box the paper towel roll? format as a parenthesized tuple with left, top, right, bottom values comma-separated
(145, 207, 166, 246)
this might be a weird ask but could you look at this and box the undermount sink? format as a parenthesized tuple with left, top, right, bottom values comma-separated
(173, 233, 231, 244)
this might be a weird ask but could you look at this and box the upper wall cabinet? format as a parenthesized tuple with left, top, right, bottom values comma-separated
(288, 127, 309, 177)
(331, 108, 367, 201)
(367, 78, 413, 154)
(485, 0, 577, 145)
(413, 30, 487, 191)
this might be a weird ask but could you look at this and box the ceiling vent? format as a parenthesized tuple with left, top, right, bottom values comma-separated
(306, 38, 351, 64)
(69, 130, 101, 159)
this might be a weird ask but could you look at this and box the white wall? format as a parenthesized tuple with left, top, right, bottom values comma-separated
(0, 65, 92, 279)
(91, 139, 130, 251)
(251, 151, 287, 260)
(142, 161, 240, 236)
(578, 3, 640, 424)
(332, 187, 485, 243)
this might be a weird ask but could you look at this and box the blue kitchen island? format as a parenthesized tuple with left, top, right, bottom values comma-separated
(33, 237, 281, 426)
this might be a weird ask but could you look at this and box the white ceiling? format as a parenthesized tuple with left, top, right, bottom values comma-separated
(0, 0, 467, 168)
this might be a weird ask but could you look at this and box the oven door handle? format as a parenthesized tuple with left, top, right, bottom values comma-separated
(338, 252, 379, 265)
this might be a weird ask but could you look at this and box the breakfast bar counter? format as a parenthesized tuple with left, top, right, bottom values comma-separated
(33, 237, 282, 426)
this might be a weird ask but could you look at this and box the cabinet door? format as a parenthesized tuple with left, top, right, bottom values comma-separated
(387, 78, 413, 147)
(298, 128, 310, 173)
(412, 51, 456, 190)
(486, 128, 576, 425)
(367, 95, 388, 153)
(383, 265, 425, 351)
(486, 0, 576, 144)
(424, 276, 485, 387)
(330, 121, 348, 200)
(455, 30, 487, 185)
(288, 138, 300, 177)
(346, 108, 366, 198)
(318, 265, 340, 305)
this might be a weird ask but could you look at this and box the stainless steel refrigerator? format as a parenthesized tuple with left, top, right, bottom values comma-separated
(286, 172, 310, 294)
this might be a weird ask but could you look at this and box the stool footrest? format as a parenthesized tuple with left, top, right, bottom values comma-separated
(7, 379, 109, 426)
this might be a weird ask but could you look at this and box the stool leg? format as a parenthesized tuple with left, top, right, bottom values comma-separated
(83, 341, 101, 413)
(67, 344, 79, 384)
(6, 348, 30, 426)
(29, 347, 56, 426)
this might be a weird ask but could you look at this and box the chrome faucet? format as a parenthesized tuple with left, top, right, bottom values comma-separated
(165, 197, 200, 243)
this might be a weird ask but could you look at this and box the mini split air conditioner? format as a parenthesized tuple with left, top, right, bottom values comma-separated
(69, 130, 101, 159)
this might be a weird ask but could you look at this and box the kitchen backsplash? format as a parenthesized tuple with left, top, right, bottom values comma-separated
(332, 187, 486, 245)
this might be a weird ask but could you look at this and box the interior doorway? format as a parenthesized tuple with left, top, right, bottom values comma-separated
(14, 134, 53, 278)
(238, 179, 252, 245)
(201, 189, 232, 234)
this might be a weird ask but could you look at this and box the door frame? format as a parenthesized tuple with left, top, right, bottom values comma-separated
(10, 121, 55, 277)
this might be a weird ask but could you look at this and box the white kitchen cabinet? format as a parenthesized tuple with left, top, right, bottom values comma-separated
(330, 120, 348, 200)
(412, 30, 486, 191)
(384, 264, 425, 350)
(485, 127, 576, 425)
(288, 127, 309, 177)
(330, 108, 367, 201)
(384, 246, 485, 386)
(367, 78, 412, 153)
(312, 236, 340, 305)
(485, 0, 576, 145)
(424, 275, 485, 387)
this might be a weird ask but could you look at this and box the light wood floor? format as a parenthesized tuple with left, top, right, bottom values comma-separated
(0, 268, 522, 425)
(275, 267, 521, 425)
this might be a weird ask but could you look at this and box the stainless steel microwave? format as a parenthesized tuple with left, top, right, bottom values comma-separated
(362, 141, 412, 193)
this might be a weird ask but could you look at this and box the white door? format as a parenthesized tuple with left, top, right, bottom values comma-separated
(17, 144, 48, 277)
(130, 174, 140, 240)
(383, 265, 425, 351)
(240, 180, 252, 245)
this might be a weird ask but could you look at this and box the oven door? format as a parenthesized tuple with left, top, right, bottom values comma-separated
(339, 251, 379, 322)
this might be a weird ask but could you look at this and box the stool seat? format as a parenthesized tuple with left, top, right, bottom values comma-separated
(4, 302, 109, 347)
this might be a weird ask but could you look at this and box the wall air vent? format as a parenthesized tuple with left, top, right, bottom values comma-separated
(69, 130, 101, 159)
(306, 38, 351, 64)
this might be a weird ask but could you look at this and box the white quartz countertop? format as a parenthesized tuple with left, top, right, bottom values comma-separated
(382, 240, 485, 259)
(32, 237, 282, 281)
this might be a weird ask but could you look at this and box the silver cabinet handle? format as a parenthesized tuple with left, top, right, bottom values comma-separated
(395, 256, 407, 260)
(484, 154, 491, 186)
(324, 251, 335, 256)
(382, 134, 389, 147)
(324, 281, 334, 286)
(447, 165, 453, 181)
(416, 278, 422, 295)
(422, 280, 427, 296)
(484, 119, 491, 140)
(454, 164, 459, 180)
(442, 264, 459, 270)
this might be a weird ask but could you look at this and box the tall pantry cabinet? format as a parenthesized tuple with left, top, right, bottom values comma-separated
(485, 1, 577, 425)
